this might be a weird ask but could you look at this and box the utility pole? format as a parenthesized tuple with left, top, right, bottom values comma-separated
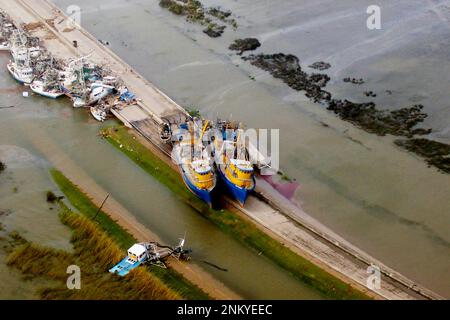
(93, 193, 110, 221)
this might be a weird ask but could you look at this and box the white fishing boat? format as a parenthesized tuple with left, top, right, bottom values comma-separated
(7, 61, 33, 84)
(0, 41, 10, 51)
(172, 120, 217, 207)
(90, 106, 107, 122)
(89, 83, 115, 105)
(30, 80, 64, 99)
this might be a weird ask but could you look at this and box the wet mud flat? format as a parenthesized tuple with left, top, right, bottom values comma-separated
(159, 0, 237, 38)
(240, 51, 449, 174)
(229, 38, 261, 55)
(394, 139, 450, 174)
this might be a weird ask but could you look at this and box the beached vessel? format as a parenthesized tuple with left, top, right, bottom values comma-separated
(30, 80, 64, 98)
(7, 60, 33, 84)
(88, 83, 115, 105)
(172, 121, 217, 207)
(214, 121, 255, 206)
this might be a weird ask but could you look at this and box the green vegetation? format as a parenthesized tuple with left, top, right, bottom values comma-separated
(7, 205, 180, 300)
(0, 161, 5, 172)
(49, 169, 210, 300)
(102, 125, 371, 300)
(187, 108, 201, 118)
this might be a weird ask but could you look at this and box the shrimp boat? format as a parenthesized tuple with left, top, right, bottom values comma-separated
(7, 60, 33, 84)
(30, 80, 64, 98)
(172, 120, 217, 207)
(214, 121, 255, 206)
(90, 106, 107, 122)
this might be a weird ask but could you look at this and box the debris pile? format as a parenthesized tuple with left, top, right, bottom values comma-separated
(0, 10, 137, 122)
(159, 0, 237, 38)
(243, 53, 332, 103)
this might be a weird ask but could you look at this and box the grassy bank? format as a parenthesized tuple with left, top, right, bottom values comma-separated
(7, 204, 180, 300)
(102, 125, 370, 300)
(50, 169, 210, 300)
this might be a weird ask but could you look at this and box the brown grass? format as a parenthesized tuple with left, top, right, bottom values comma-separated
(7, 206, 180, 300)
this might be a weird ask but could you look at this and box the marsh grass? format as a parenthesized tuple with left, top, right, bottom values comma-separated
(102, 125, 370, 300)
(49, 169, 209, 300)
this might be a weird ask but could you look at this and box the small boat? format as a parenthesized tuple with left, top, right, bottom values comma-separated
(30, 80, 64, 99)
(88, 83, 115, 105)
(90, 106, 107, 122)
(7, 61, 34, 84)
(214, 121, 255, 206)
(172, 121, 217, 207)
(0, 41, 10, 51)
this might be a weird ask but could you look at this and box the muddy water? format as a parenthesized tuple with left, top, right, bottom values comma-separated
(0, 52, 324, 299)
(48, 0, 450, 296)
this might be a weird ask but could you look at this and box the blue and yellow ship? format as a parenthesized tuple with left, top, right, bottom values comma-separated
(172, 120, 217, 207)
(214, 121, 255, 206)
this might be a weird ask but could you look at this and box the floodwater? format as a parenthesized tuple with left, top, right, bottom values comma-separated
(0, 52, 323, 299)
(48, 0, 450, 297)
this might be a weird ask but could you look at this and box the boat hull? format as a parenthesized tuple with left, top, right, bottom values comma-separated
(218, 166, 255, 206)
(90, 107, 106, 122)
(180, 166, 214, 207)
